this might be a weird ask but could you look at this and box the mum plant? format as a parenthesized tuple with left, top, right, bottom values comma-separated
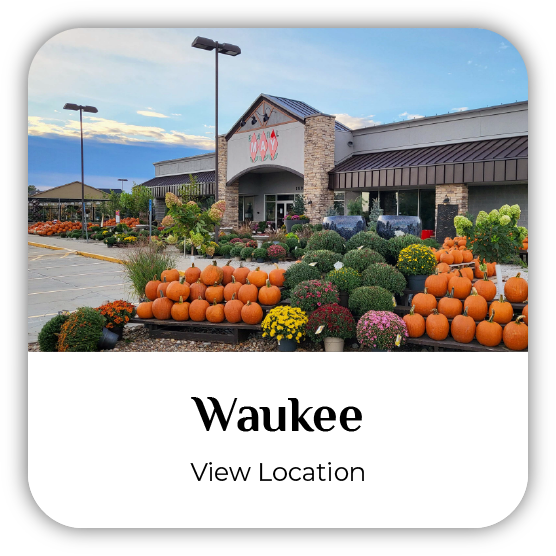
(306, 304, 356, 343)
(306, 230, 345, 254)
(348, 286, 395, 317)
(57, 307, 106, 352)
(282, 262, 321, 295)
(302, 249, 344, 273)
(261, 306, 308, 343)
(326, 267, 362, 294)
(342, 248, 385, 273)
(253, 247, 267, 260)
(362, 263, 407, 296)
(290, 280, 340, 313)
(345, 231, 389, 259)
(38, 313, 70, 352)
(397, 244, 437, 277)
(386, 234, 423, 263)
(267, 244, 287, 260)
(95, 300, 136, 329)
(356, 310, 408, 351)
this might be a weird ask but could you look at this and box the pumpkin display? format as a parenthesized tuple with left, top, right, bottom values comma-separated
(224, 293, 244, 323)
(411, 288, 437, 317)
(224, 275, 243, 301)
(448, 270, 472, 300)
(170, 296, 190, 321)
(238, 278, 258, 304)
(269, 264, 286, 287)
(425, 309, 449, 340)
(185, 262, 201, 284)
(522, 303, 528, 325)
(489, 295, 513, 324)
(232, 262, 250, 284)
(190, 296, 210, 321)
(200, 260, 224, 286)
(463, 287, 488, 321)
(436, 262, 450, 273)
(136, 301, 154, 319)
(161, 268, 180, 283)
(451, 307, 476, 344)
(476, 312, 503, 347)
(451, 249, 463, 264)
(206, 299, 225, 323)
(156, 277, 171, 297)
(437, 288, 463, 319)
(145, 277, 162, 301)
(473, 259, 485, 279)
(439, 251, 454, 265)
(425, 270, 449, 298)
(241, 300, 263, 325)
(247, 267, 268, 288)
(504, 272, 528, 303)
(166, 276, 191, 302)
(221, 260, 235, 285)
(474, 271, 497, 301)
(258, 279, 282, 306)
(486, 262, 495, 277)
(403, 305, 425, 338)
(502, 315, 528, 351)
(152, 290, 173, 320)
(462, 249, 473, 263)
(206, 282, 225, 304)
(189, 279, 207, 302)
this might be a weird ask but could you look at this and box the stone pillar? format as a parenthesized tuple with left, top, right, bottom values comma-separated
(435, 183, 468, 232)
(303, 114, 336, 224)
(217, 134, 239, 229)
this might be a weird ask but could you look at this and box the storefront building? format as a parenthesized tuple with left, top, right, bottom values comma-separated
(143, 95, 528, 234)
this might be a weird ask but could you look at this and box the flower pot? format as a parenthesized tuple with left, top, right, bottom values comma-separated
(107, 244, 113, 248)
(270, 258, 278, 263)
(407, 274, 428, 291)
(376, 215, 422, 240)
(285, 218, 309, 233)
(324, 337, 344, 352)
(371, 348, 388, 352)
(277, 338, 297, 352)
(245, 257, 252, 262)
(256, 257, 265, 263)
(97, 327, 119, 350)
(110, 325, 124, 340)
(338, 291, 349, 308)
(233, 256, 241, 261)
(322, 216, 366, 240)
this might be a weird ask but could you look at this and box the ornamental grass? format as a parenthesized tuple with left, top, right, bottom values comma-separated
(261, 306, 308, 343)
(356, 310, 408, 351)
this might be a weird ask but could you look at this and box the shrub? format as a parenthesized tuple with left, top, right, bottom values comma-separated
(60, 232, 67, 238)
(262, 241, 272, 250)
(326, 267, 362, 294)
(302, 249, 343, 273)
(245, 240, 258, 249)
(306, 304, 356, 343)
(343, 248, 385, 273)
(386, 234, 423, 263)
(240, 233, 252, 239)
(230, 245, 243, 258)
(257, 221, 266, 233)
(57, 307, 106, 352)
(422, 238, 440, 250)
(306, 230, 345, 253)
(348, 286, 395, 317)
(313, 224, 323, 232)
(345, 231, 389, 259)
(104, 236, 116, 245)
(89, 226, 101, 232)
(240, 247, 254, 259)
(299, 237, 308, 249)
(285, 237, 299, 252)
(361, 263, 407, 296)
(283, 262, 321, 295)
(293, 247, 305, 259)
(291, 224, 303, 233)
(114, 223, 130, 233)
(267, 244, 287, 260)
(290, 280, 339, 313)
(253, 248, 267, 260)
(38, 313, 70, 352)
(397, 244, 437, 277)
(356, 310, 408, 351)
(277, 241, 290, 254)
(219, 243, 233, 257)
(230, 237, 243, 244)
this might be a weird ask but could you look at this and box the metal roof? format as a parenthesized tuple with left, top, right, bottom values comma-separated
(332, 136, 528, 173)
(141, 171, 215, 188)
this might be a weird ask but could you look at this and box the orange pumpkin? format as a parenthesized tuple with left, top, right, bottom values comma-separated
(522, 304, 528, 325)
(232, 262, 250, 285)
(462, 250, 473, 263)
(200, 260, 224, 286)
(463, 287, 488, 321)
(504, 273, 528, 303)
(473, 259, 485, 279)
(221, 260, 235, 285)
(136, 301, 154, 319)
(206, 282, 225, 304)
(238, 278, 258, 304)
(224, 293, 244, 323)
(502, 315, 528, 351)
(241, 300, 263, 324)
(425, 271, 449, 298)
(439, 251, 454, 265)
(411, 288, 437, 317)
(437, 288, 463, 319)
(190, 297, 210, 321)
(425, 309, 449, 340)
(156, 277, 171, 297)
(258, 279, 282, 306)
(489, 295, 513, 324)
(459, 267, 474, 281)
(247, 266, 268, 288)
(206, 299, 225, 323)
(161, 268, 180, 283)
(269, 264, 286, 287)
(451, 307, 476, 343)
(185, 263, 201, 284)
(166, 276, 191, 302)
(476, 312, 502, 346)
(145, 277, 162, 301)
(170, 296, 190, 321)
(403, 305, 425, 338)
(474, 271, 497, 301)
(189, 279, 207, 302)
(451, 249, 463, 264)
(436, 262, 451, 273)
(224, 275, 243, 301)
(152, 290, 173, 320)
(447, 271, 472, 300)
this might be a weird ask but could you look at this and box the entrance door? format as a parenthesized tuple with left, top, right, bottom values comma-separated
(276, 201, 293, 228)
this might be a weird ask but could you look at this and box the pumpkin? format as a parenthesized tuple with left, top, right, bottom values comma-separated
(224, 293, 244, 323)
(241, 300, 263, 324)
(232, 262, 250, 284)
(170, 296, 190, 321)
(145, 277, 162, 301)
(437, 288, 463, 319)
(156, 277, 171, 297)
(206, 299, 225, 323)
(411, 288, 437, 317)
(152, 290, 173, 320)
(459, 267, 474, 281)
(190, 296, 210, 321)
(504, 272, 528, 303)
(269, 264, 286, 287)
(222, 260, 235, 285)
(247, 266, 268, 288)
(425, 270, 449, 298)
(200, 260, 224, 286)
(166, 276, 191, 302)
(206, 282, 225, 304)
(457, 239, 467, 247)
(451, 249, 463, 264)
(463, 287, 488, 321)
(503, 315, 528, 351)
(474, 271, 497, 301)
(462, 249, 473, 263)
(522, 303, 528, 325)
(473, 259, 485, 279)
(451, 307, 476, 343)
(425, 309, 449, 340)
(448, 271, 472, 300)
(439, 251, 454, 265)
(436, 262, 451, 273)
(224, 275, 243, 301)
(258, 279, 282, 306)
(486, 262, 495, 277)
(444, 238, 454, 248)
(489, 295, 513, 324)
(185, 262, 201, 284)
(238, 278, 258, 304)
(403, 305, 425, 338)
(189, 279, 207, 302)
(136, 301, 154, 319)
(161, 268, 180, 283)
(476, 311, 503, 347)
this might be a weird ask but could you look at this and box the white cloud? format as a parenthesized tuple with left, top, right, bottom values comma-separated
(28, 115, 215, 150)
(467, 60, 472, 64)
(137, 110, 168, 118)
(450, 107, 469, 112)
(171, 113, 182, 116)
(399, 111, 425, 120)
(508, 67, 517, 74)
(499, 42, 509, 50)
(204, 124, 215, 128)
(332, 113, 381, 129)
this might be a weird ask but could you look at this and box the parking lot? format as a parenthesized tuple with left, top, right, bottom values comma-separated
(27, 245, 135, 343)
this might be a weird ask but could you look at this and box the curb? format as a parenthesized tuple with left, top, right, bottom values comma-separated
(28, 241, 124, 265)
(28, 242, 67, 251)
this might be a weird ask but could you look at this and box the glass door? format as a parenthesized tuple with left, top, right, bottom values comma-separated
(276, 201, 293, 228)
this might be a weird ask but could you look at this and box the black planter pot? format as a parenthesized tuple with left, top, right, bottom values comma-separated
(277, 338, 297, 352)
(376, 215, 422, 240)
(407, 274, 428, 291)
(322, 216, 366, 240)
(97, 327, 119, 350)
(256, 258, 265, 263)
(111, 326, 124, 340)
(270, 258, 278, 263)
(338, 291, 349, 308)
(285, 219, 309, 233)
(107, 244, 113, 248)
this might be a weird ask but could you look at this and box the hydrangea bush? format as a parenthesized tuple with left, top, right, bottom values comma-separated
(290, 280, 340, 313)
(356, 310, 408, 351)
(306, 304, 356, 343)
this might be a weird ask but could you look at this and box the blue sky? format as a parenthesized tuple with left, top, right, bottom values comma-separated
(28, 28, 528, 192)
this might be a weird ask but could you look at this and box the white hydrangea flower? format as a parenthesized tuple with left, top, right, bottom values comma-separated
(499, 215, 511, 226)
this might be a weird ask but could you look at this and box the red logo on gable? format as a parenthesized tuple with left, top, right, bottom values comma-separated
(269, 129, 278, 160)
(249, 133, 258, 162)
(248, 129, 278, 163)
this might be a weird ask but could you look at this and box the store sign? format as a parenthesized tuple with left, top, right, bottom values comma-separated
(249, 129, 278, 163)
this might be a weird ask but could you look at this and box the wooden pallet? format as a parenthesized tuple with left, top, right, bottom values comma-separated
(406, 336, 524, 352)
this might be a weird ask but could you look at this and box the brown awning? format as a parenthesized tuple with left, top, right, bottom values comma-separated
(329, 136, 528, 190)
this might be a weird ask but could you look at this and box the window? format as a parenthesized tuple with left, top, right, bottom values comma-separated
(398, 190, 418, 217)
(238, 196, 255, 222)
(334, 192, 345, 215)
(265, 195, 276, 225)
(380, 191, 397, 215)
(419, 189, 435, 230)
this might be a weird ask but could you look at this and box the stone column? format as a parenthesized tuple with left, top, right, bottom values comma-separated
(303, 114, 336, 224)
(435, 183, 468, 231)
(217, 135, 239, 229)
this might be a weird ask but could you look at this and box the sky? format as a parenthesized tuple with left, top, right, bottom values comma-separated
(28, 28, 528, 192)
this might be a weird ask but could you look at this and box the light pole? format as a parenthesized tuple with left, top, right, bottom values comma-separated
(191, 37, 241, 239)
(63, 103, 98, 241)
(118, 178, 128, 193)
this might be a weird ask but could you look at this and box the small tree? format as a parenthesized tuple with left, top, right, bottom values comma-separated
(367, 198, 383, 231)
(288, 195, 306, 217)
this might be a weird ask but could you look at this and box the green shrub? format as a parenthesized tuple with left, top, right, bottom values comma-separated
(253, 248, 267, 260)
(240, 247, 254, 259)
(302, 249, 343, 273)
(38, 313, 70, 352)
(114, 223, 130, 233)
(345, 231, 389, 259)
(361, 263, 407, 296)
(293, 247, 305, 259)
(240, 233, 252, 239)
(299, 237, 308, 249)
(326, 267, 362, 294)
(104, 236, 116, 245)
(343, 248, 385, 272)
(57, 307, 106, 352)
(306, 230, 345, 253)
(386, 234, 423, 264)
(313, 224, 323, 232)
(151, 229, 160, 236)
(348, 286, 395, 317)
(285, 237, 299, 252)
(60, 232, 67, 238)
(89, 226, 101, 232)
(291, 224, 303, 233)
(422, 238, 440, 250)
(219, 243, 233, 257)
(262, 241, 272, 250)
(282, 262, 321, 296)
(230, 245, 243, 258)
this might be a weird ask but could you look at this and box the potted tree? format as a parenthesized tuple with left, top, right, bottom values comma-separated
(306, 303, 356, 352)
(285, 196, 309, 233)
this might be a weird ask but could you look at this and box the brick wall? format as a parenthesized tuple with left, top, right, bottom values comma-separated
(435, 183, 468, 231)
(217, 135, 239, 228)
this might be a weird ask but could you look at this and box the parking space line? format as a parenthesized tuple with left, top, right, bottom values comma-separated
(28, 262, 103, 271)
(28, 270, 124, 280)
(29, 284, 125, 296)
